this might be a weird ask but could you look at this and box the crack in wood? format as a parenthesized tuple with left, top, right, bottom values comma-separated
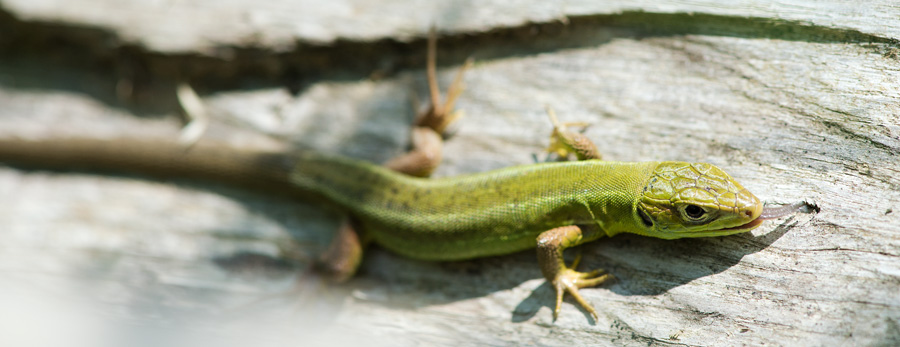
(1, 7, 896, 96)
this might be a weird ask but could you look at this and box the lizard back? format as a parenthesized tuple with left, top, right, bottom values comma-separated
(288, 153, 657, 260)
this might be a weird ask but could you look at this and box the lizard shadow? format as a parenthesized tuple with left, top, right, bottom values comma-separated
(212, 214, 801, 325)
(510, 218, 801, 322)
(201, 178, 807, 324)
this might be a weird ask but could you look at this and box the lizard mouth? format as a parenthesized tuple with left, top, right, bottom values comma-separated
(718, 201, 817, 233)
(718, 217, 764, 232)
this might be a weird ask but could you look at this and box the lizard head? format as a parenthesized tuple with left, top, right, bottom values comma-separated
(634, 162, 763, 239)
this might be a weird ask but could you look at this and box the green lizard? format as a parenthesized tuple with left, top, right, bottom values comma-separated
(0, 31, 812, 320)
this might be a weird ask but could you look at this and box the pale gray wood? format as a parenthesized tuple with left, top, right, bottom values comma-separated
(2, 0, 899, 52)
(1, 2, 899, 347)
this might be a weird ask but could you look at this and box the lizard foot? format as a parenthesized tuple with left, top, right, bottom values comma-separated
(544, 107, 601, 161)
(550, 254, 613, 320)
(414, 26, 473, 134)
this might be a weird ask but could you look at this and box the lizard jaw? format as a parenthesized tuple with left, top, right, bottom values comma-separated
(718, 217, 764, 233)
(718, 200, 818, 233)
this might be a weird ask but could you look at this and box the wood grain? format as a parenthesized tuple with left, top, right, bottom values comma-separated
(1, 2, 898, 346)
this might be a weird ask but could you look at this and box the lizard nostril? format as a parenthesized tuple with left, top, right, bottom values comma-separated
(744, 210, 753, 218)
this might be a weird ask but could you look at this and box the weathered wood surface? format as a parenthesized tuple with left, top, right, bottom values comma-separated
(1, 1, 899, 346)
(3, 0, 900, 52)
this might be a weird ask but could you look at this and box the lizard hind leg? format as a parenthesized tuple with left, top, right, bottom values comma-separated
(385, 27, 472, 177)
(537, 225, 613, 320)
(319, 28, 470, 279)
(315, 219, 366, 283)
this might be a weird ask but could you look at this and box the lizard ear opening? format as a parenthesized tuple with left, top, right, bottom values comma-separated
(637, 208, 654, 228)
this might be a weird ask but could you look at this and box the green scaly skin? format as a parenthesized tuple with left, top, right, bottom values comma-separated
(289, 153, 763, 261)
(292, 152, 764, 320)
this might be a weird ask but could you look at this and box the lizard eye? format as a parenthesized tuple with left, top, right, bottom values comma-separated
(683, 204, 706, 220)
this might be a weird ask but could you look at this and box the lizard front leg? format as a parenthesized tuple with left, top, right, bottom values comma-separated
(537, 109, 610, 319)
(537, 225, 612, 320)
(545, 107, 602, 161)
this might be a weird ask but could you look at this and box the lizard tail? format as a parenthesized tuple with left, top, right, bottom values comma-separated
(0, 137, 301, 195)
